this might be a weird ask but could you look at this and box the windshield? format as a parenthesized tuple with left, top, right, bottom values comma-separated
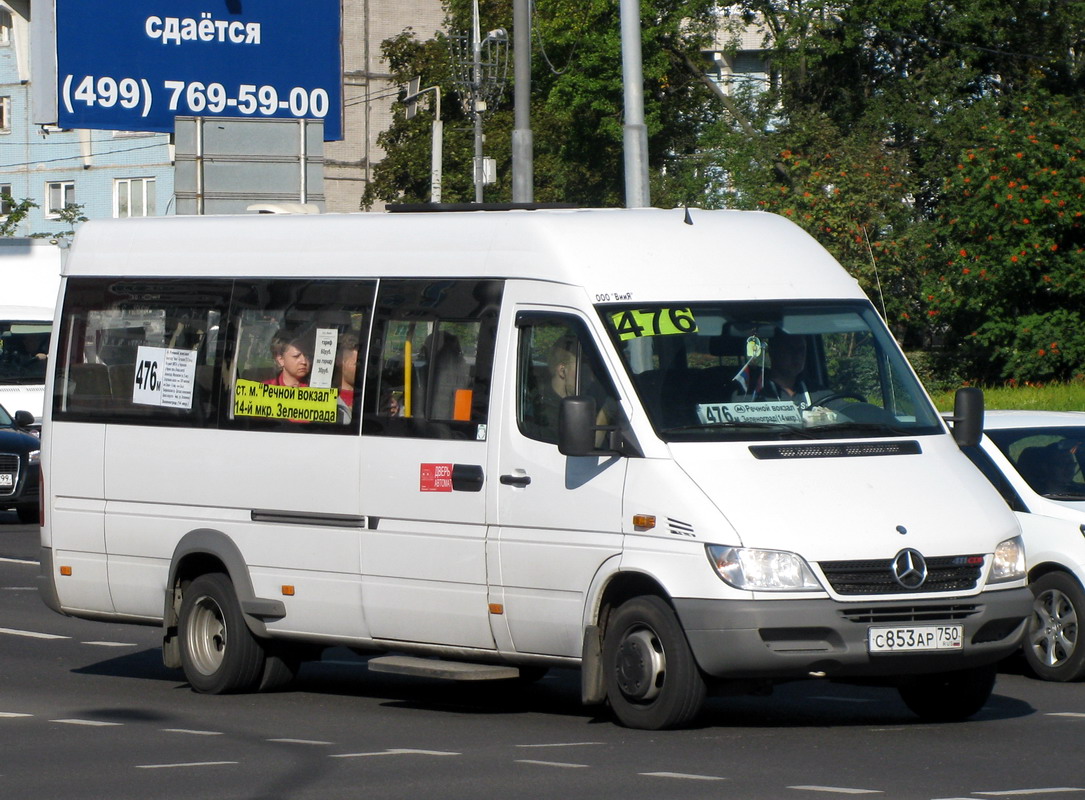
(0, 321, 51, 386)
(987, 426, 1085, 500)
(602, 301, 943, 441)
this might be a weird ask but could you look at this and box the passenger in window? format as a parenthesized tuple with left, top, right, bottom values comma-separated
(334, 333, 360, 424)
(265, 330, 311, 387)
(424, 330, 470, 419)
(380, 388, 404, 417)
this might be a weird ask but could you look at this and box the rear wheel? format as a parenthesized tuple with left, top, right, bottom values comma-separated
(1024, 571, 1085, 681)
(179, 572, 266, 694)
(897, 664, 997, 722)
(603, 595, 706, 730)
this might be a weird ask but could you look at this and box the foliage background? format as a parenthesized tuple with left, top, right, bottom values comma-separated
(365, 0, 1085, 389)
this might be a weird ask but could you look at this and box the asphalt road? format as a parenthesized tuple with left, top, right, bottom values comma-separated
(4, 513, 1085, 800)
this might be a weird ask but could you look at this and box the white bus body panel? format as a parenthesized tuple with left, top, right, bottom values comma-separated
(38, 209, 1029, 698)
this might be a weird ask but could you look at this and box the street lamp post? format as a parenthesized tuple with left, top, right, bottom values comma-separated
(451, 0, 508, 203)
(404, 79, 443, 203)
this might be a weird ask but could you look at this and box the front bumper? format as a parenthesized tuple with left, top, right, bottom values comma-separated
(675, 586, 1032, 680)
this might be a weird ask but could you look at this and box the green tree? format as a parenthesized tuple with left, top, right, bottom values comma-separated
(917, 93, 1085, 383)
(363, 0, 720, 208)
(0, 195, 86, 242)
(0, 195, 38, 237)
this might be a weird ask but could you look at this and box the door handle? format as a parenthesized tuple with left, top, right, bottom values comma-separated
(499, 473, 531, 487)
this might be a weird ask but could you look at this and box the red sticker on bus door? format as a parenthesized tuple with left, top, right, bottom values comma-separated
(420, 463, 454, 492)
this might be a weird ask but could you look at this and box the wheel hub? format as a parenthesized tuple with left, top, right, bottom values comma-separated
(615, 628, 665, 701)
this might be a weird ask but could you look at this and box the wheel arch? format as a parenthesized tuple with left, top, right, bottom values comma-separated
(580, 565, 675, 705)
(161, 528, 285, 668)
(1029, 561, 1085, 590)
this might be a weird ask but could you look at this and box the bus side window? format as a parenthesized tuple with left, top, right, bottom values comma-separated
(224, 279, 375, 433)
(52, 278, 229, 422)
(362, 279, 503, 440)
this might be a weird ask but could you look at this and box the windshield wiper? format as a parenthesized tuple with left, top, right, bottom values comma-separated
(660, 421, 817, 438)
(804, 421, 912, 437)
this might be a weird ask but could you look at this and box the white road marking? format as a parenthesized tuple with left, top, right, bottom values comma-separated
(640, 772, 726, 781)
(83, 641, 137, 647)
(975, 790, 1085, 796)
(50, 718, 123, 727)
(0, 712, 33, 718)
(515, 760, 588, 768)
(0, 557, 35, 565)
(330, 748, 460, 759)
(789, 786, 882, 794)
(516, 742, 604, 748)
(1047, 712, 1085, 718)
(0, 627, 69, 640)
(268, 738, 332, 745)
(162, 728, 224, 736)
(136, 761, 238, 770)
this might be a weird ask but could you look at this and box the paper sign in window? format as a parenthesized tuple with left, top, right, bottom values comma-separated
(131, 345, 198, 409)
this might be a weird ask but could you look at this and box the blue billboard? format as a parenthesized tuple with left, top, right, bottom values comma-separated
(56, 1, 342, 140)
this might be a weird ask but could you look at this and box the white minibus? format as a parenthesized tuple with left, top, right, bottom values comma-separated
(38, 208, 1031, 729)
(0, 238, 63, 421)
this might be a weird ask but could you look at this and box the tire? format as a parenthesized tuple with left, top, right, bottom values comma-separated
(603, 595, 707, 730)
(179, 572, 266, 694)
(16, 506, 38, 525)
(1024, 571, 1085, 681)
(897, 664, 997, 722)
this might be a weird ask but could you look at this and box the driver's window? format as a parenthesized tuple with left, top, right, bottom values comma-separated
(516, 314, 616, 445)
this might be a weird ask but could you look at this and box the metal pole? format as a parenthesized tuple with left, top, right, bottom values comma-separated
(431, 117, 444, 203)
(299, 119, 308, 205)
(620, 0, 650, 208)
(511, 0, 533, 202)
(472, 0, 484, 203)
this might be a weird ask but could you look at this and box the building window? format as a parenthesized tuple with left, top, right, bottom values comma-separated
(114, 177, 156, 218)
(0, 184, 12, 216)
(46, 181, 75, 218)
(0, 10, 11, 46)
(0, 97, 10, 134)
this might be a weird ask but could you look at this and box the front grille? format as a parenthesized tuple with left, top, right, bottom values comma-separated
(819, 555, 984, 595)
(0, 453, 18, 498)
(840, 604, 982, 624)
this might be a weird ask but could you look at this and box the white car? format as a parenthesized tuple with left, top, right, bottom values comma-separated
(963, 410, 1085, 681)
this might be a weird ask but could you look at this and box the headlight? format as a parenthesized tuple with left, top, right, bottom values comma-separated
(989, 535, 1025, 583)
(705, 545, 822, 591)
(27, 449, 40, 466)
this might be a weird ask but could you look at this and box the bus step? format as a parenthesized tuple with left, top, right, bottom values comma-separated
(367, 655, 521, 681)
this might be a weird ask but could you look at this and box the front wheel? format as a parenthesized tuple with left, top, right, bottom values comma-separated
(1024, 571, 1085, 681)
(179, 572, 266, 694)
(603, 595, 706, 730)
(897, 664, 997, 722)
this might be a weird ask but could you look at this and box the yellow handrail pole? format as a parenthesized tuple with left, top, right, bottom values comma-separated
(403, 338, 412, 417)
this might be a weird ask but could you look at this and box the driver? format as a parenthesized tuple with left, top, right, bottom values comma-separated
(761, 333, 812, 408)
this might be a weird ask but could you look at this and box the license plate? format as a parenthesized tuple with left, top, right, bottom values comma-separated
(868, 625, 963, 652)
(0, 473, 12, 488)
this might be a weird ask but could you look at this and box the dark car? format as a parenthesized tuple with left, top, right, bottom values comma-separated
(0, 402, 40, 524)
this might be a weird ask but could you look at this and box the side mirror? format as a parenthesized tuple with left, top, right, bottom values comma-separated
(13, 410, 35, 429)
(558, 396, 599, 457)
(950, 387, 984, 448)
